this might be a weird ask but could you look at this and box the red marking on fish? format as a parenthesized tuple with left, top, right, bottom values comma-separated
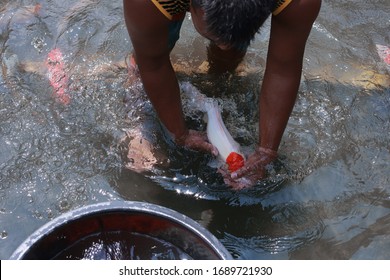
(34, 4, 41, 15)
(376, 44, 390, 65)
(46, 48, 70, 105)
(226, 152, 245, 172)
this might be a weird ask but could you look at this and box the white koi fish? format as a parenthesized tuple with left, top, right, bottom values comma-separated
(180, 82, 245, 172)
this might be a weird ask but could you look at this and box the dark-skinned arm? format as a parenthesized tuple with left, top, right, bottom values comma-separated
(228, 0, 322, 188)
(123, 0, 217, 155)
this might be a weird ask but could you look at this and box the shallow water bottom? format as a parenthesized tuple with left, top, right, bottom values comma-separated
(1, 0, 390, 260)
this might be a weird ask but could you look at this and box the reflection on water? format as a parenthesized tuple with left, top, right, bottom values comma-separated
(53, 231, 192, 260)
(1, 0, 389, 259)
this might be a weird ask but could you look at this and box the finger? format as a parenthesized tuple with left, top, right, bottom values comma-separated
(190, 140, 218, 156)
(217, 167, 228, 177)
(184, 130, 218, 156)
(203, 143, 218, 157)
(223, 175, 254, 190)
(222, 176, 242, 190)
(208, 144, 219, 157)
(193, 141, 218, 156)
(219, 167, 251, 188)
(230, 165, 252, 179)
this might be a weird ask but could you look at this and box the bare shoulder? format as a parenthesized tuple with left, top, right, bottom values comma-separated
(124, 0, 172, 57)
(273, 0, 322, 28)
(124, 0, 169, 32)
(267, 0, 321, 65)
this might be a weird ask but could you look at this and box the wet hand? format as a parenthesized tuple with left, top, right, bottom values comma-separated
(176, 129, 218, 156)
(221, 147, 278, 190)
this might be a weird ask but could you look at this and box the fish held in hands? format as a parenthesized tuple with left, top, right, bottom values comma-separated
(180, 82, 245, 172)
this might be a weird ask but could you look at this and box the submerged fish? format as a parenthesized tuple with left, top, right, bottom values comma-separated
(46, 48, 70, 104)
(376, 44, 390, 69)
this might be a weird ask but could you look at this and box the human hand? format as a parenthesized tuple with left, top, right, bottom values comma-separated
(176, 129, 219, 156)
(220, 147, 278, 190)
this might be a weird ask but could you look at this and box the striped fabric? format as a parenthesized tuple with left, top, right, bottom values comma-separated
(151, 0, 293, 20)
(273, 0, 293, 15)
(151, 0, 190, 20)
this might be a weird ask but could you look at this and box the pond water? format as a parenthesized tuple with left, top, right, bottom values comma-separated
(52, 231, 193, 260)
(1, 0, 389, 259)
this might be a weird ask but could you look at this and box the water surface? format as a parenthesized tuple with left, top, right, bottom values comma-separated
(0, 0, 389, 259)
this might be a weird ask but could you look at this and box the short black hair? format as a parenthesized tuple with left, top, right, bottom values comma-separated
(197, 0, 274, 50)
(192, 0, 203, 8)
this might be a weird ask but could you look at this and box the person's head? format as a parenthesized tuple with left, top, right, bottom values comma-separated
(191, 0, 273, 50)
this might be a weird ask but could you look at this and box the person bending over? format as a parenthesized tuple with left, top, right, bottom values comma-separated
(123, 0, 321, 188)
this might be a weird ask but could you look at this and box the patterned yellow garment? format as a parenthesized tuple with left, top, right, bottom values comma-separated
(150, 0, 190, 20)
(151, 0, 293, 20)
(273, 0, 293, 15)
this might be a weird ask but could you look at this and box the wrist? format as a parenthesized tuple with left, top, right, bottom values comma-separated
(174, 129, 189, 146)
(256, 146, 278, 160)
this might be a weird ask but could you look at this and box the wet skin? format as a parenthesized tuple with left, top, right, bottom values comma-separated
(123, 0, 321, 188)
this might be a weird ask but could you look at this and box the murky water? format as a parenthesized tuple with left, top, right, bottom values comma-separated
(1, 0, 389, 260)
(53, 231, 193, 260)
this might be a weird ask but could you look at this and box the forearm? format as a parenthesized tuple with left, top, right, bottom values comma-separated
(138, 60, 188, 140)
(258, 0, 320, 152)
(259, 62, 302, 151)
